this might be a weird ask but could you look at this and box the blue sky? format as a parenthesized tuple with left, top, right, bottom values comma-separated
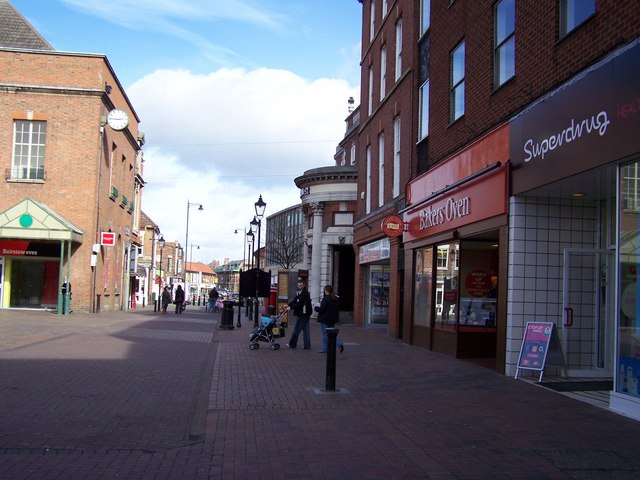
(11, 0, 363, 264)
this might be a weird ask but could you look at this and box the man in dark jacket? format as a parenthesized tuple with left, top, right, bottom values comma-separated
(284, 278, 312, 349)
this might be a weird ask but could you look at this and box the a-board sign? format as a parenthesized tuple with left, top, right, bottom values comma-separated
(515, 322, 565, 381)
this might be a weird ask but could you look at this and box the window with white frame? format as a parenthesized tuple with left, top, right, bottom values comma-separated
(368, 66, 374, 115)
(11, 120, 46, 180)
(366, 145, 372, 214)
(420, 0, 430, 36)
(378, 133, 385, 207)
(382, 0, 388, 17)
(419, 79, 429, 140)
(350, 143, 356, 166)
(560, 0, 595, 37)
(451, 41, 465, 122)
(495, 0, 515, 87)
(395, 19, 403, 81)
(380, 45, 387, 100)
(370, 0, 376, 42)
(393, 116, 401, 198)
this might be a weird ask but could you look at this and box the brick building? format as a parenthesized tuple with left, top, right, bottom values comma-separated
(355, 1, 640, 419)
(0, 1, 145, 313)
(353, 0, 417, 336)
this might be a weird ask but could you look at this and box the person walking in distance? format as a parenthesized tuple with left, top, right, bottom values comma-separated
(284, 278, 312, 350)
(174, 285, 185, 314)
(315, 285, 344, 353)
(161, 286, 171, 314)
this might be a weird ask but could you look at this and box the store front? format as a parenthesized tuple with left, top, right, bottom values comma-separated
(402, 125, 510, 368)
(0, 199, 82, 313)
(359, 238, 390, 325)
(509, 39, 640, 419)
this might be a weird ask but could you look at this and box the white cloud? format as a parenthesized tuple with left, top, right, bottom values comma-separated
(129, 67, 358, 265)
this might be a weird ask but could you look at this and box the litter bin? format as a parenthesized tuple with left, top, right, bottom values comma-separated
(220, 300, 235, 330)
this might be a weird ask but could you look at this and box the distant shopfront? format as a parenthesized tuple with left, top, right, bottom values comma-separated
(402, 125, 510, 368)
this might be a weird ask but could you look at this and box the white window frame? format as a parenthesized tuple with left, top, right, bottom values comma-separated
(560, 0, 595, 37)
(11, 120, 46, 180)
(378, 133, 385, 207)
(368, 66, 374, 115)
(451, 41, 465, 122)
(419, 80, 429, 140)
(370, 0, 376, 42)
(393, 116, 401, 198)
(382, 0, 388, 17)
(380, 45, 387, 100)
(366, 146, 372, 214)
(395, 19, 403, 81)
(350, 143, 356, 166)
(420, 0, 430, 36)
(494, 0, 515, 87)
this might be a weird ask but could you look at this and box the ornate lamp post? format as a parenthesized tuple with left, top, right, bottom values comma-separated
(157, 235, 165, 311)
(246, 229, 254, 317)
(252, 195, 266, 327)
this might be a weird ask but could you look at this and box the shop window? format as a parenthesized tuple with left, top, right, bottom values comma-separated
(435, 243, 459, 330)
(413, 247, 433, 328)
(617, 158, 640, 399)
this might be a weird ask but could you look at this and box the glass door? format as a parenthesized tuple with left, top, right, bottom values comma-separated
(562, 248, 614, 375)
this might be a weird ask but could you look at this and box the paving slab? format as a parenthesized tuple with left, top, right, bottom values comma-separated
(0, 307, 639, 479)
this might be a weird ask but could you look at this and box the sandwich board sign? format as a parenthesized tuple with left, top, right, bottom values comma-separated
(515, 322, 566, 382)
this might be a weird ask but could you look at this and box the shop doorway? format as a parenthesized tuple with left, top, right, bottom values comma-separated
(562, 248, 615, 376)
(9, 258, 59, 309)
(364, 264, 390, 325)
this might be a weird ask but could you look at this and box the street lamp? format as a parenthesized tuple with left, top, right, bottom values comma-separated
(253, 195, 266, 327)
(234, 228, 247, 327)
(157, 235, 165, 311)
(245, 229, 255, 318)
(185, 200, 203, 295)
(246, 230, 254, 269)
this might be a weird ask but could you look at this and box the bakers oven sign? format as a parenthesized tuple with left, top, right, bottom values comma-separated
(420, 195, 470, 230)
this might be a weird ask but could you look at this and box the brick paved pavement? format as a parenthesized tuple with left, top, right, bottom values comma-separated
(1, 306, 640, 479)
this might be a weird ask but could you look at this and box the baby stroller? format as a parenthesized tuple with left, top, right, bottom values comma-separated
(249, 309, 288, 351)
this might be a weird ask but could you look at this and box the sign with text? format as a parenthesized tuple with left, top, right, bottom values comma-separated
(515, 322, 565, 381)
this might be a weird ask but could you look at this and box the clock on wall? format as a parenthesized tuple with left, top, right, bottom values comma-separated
(107, 109, 129, 131)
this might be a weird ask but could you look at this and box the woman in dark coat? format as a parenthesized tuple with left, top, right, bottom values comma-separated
(314, 285, 344, 353)
(174, 285, 185, 314)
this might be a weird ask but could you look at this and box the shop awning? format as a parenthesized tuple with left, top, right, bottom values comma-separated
(0, 198, 83, 243)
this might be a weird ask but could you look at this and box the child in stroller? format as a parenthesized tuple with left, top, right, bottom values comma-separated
(249, 308, 287, 350)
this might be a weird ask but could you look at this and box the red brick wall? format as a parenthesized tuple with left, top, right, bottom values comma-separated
(0, 50, 141, 312)
(427, 0, 640, 165)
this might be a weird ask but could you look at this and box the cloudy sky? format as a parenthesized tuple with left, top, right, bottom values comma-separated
(12, 0, 362, 265)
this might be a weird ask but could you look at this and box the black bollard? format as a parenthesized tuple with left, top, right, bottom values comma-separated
(325, 328, 339, 392)
(236, 299, 242, 328)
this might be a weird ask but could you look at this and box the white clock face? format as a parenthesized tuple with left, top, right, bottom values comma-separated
(107, 109, 129, 131)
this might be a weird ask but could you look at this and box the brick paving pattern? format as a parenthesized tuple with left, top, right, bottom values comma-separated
(1, 307, 639, 479)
